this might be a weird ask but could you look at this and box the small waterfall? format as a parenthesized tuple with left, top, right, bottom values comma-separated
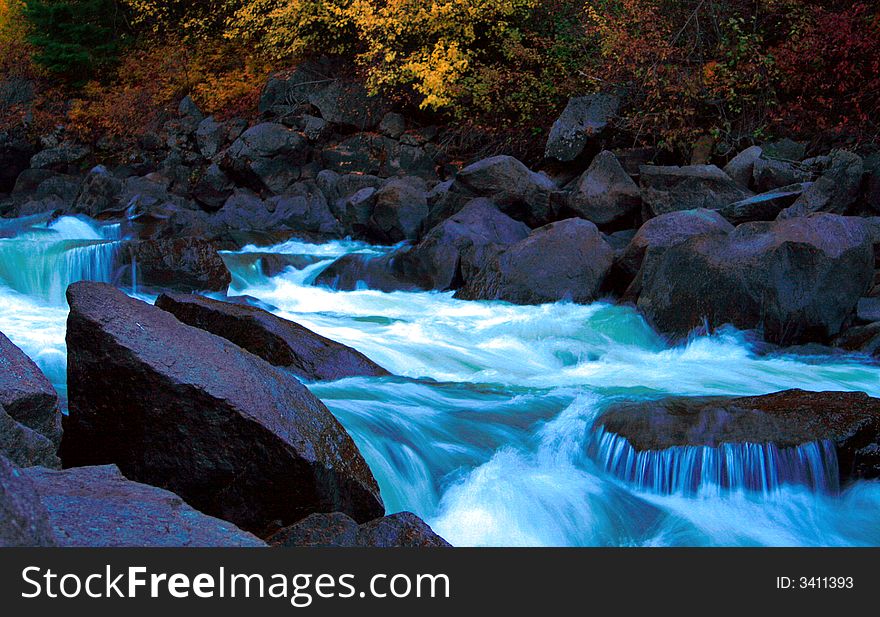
(589, 427, 840, 495)
(0, 216, 123, 305)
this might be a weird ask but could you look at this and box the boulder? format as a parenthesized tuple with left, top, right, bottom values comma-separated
(723, 145, 762, 188)
(861, 153, 880, 215)
(427, 155, 557, 230)
(752, 157, 812, 193)
(639, 165, 752, 217)
(856, 297, 880, 324)
(177, 95, 204, 134)
(155, 293, 389, 382)
(761, 138, 806, 161)
(61, 282, 385, 534)
(637, 214, 874, 344)
(259, 61, 333, 115)
(401, 198, 530, 291)
(565, 150, 641, 229)
(314, 251, 423, 293)
(73, 165, 124, 217)
(195, 116, 225, 159)
(833, 322, 880, 357)
(378, 112, 406, 139)
(615, 209, 733, 281)
(457, 218, 614, 305)
(0, 406, 60, 469)
(122, 238, 232, 292)
(368, 178, 429, 243)
(545, 93, 619, 162)
(0, 455, 56, 547)
(777, 150, 864, 219)
(0, 331, 61, 444)
(222, 123, 309, 193)
(29, 142, 90, 171)
(25, 465, 265, 547)
(321, 133, 436, 179)
(268, 185, 343, 237)
(269, 511, 451, 548)
(308, 78, 390, 130)
(0, 135, 34, 193)
(717, 183, 809, 225)
(191, 163, 234, 211)
(594, 389, 880, 484)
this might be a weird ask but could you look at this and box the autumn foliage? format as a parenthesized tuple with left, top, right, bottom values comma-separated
(2, 0, 879, 154)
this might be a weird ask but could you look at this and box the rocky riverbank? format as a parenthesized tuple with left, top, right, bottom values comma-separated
(3, 67, 880, 547)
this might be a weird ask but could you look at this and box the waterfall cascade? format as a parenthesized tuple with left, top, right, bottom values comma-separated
(589, 426, 840, 495)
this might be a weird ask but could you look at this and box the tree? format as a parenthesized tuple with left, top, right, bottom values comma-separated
(23, 0, 128, 83)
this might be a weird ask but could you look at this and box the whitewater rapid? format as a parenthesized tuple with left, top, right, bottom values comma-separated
(2, 215, 880, 546)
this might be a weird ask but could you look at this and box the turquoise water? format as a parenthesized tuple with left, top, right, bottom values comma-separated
(2, 215, 880, 546)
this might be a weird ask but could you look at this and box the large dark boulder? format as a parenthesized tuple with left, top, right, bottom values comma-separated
(0, 331, 61, 445)
(155, 293, 389, 382)
(640, 164, 752, 217)
(457, 218, 614, 305)
(832, 322, 880, 358)
(221, 123, 309, 193)
(777, 150, 864, 219)
(0, 135, 36, 194)
(637, 214, 874, 344)
(74, 165, 124, 217)
(752, 157, 811, 193)
(309, 78, 390, 130)
(368, 178, 429, 243)
(564, 151, 641, 230)
(30, 142, 90, 172)
(214, 184, 342, 237)
(269, 511, 451, 548)
(122, 238, 232, 292)
(427, 155, 557, 230)
(61, 282, 384, 534)
(25, 465, 265, 547)
(1, 455, 56, 547)
(321, 133, 436, 180)
(314, 251, 424, 293)
(717, 183, 809, 225)
(0, 406, 60, 469)
(403, 198, 531, 291)
(545, 93, 619, 162)
(614, 208, 734, 282)
(594, 390, 880, 485)
(723, 145, 762, 188)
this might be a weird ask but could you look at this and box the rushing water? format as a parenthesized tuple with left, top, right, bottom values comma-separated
(2, 215, 880, 546)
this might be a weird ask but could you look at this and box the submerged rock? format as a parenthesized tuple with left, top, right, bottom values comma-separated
(269, 511, 451, 548)
(155, 292, 390, 382)
(25, 465, 265, 547)
(637, 214, 873, 344)
(122, 238, 232, 292)
(0, 331, 61, 445)
(593, 389, 880, 485)
(457, 218, 614, 305)
(0, 455, 56, 547)
(62, 282, 384, 535)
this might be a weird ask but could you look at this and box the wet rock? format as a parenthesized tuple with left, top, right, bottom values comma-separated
(777, 150, 864, 219)
(269, 511, 451, 548)
(856, 297, 880, 324)
(718, 183, 809, 225)
(565, 150, 641, 229)
(595, 389, 880, 483)
(402, 198, 531, 291)
(74, 165, 124, 216)
(545, 93, 619, 162)
(314, 251, 423, 293)
(155, 293, 390, 382)
(0, 406, 60, 469)
(122, 238, 232, 292)
(215, 185, 342, 238)
(62, 282, 385, 534)
(457, 218, 614, 305)
(640, 165, 751, 217)
(833, 322, 880, 357)
(0, 455, 56, 547)
(25, 465, 265, 547)
(637, 214, 874, 344)
(723, 145, 762, 188)
(0, 331, 61, 444)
